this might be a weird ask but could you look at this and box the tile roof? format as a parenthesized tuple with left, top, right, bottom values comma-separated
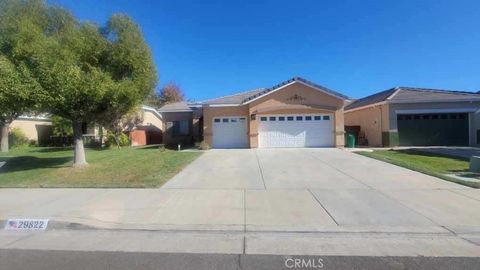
(199, 88, 266, 105)
(158, 101, 193, 112)
(345, 87, 480, 111)
(200, 77, 348, 105)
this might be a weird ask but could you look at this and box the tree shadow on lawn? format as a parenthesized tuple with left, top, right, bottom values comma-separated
(0, 156, 72, 173)
(31, 147, 73, 153)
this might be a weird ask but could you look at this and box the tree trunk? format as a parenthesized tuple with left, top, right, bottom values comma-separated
(0, 123, 9, 153)
(114, 133, 121, 150)
(72, 121, 87, 167)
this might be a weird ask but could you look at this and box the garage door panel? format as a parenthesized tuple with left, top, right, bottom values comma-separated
(212, 116, 248, 148)
(397, 113, 469, 146)
(259, 114, 334, 148)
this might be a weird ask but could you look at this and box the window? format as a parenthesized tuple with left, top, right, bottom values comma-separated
(214, 118, 220, 123)
(231, 118, 238, 123)
(269, 116, 276, 121)
(440, 114, 448, 119)
(296, 116, 303, 121)
(260, 117, 267, 121)
(323, 115, 330, 120)
(172, 120, 189, 136)
(432, 114, 439, 119)
(449, 114, 457, 119)
(222, 118, 229, 123)
(239, 117, 246, 122)
(405, 115, 412, 120)
(413, 115, 420, 120)
(305, 116, 312, 121)
(422, 115, 430, 120)
(287, 116, 294, 121)
(459, 114, 467, 119)
(278, 116, 285, 121)
(314, 116, 322, 120)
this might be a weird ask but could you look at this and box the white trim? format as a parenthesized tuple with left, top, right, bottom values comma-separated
(395, 108, 477, 114)
(390, 99, 480, 104)
(208, 104, 241, 107)
(158, 109, 193, 112)
(468, 112, 472, 146)
(17, 115, 51, 121)
(243, 81, 346, 105)
(142, 105, 163, 120)
(386, 88, 400, 100)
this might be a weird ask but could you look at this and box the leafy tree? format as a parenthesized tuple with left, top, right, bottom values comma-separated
(0, 56, 41, 152)
(51, 116, 73, 137)
(0, 0, 157, 166)
(159, 83, 184, 104)
(99, 106, 143, 149)
(144, 82, 185, 108)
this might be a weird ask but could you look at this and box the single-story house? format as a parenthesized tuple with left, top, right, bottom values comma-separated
(9, 115, 53, 145)
(2, 106, 164, 147)
(129, 105, 164, 146)
(160, 77, 349, 148)
(344, 87, 480, 147)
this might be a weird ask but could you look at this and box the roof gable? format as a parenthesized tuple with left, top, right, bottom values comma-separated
(242, 77, 348, 104)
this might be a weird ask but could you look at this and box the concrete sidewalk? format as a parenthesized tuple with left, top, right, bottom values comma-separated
(1, 228, 480, 257)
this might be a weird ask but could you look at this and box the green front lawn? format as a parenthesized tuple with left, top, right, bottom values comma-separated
(356, 149, 480, 188)
(0, 146, 202, 188)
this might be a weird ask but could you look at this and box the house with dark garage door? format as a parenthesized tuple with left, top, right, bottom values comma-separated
(344, 87, 480, 147)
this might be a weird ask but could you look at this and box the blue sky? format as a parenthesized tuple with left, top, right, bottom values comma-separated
(49, 0, 480, 100)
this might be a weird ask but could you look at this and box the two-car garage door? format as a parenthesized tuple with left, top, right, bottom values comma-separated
(258, 114, 334, 148)
(212, 114, 334, 148)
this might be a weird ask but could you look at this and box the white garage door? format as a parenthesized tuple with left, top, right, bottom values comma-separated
(212, 116, 248, 148)
(258, 114, 334, 148)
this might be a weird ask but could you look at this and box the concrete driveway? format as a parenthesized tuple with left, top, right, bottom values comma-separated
(159, 148, 480, 233)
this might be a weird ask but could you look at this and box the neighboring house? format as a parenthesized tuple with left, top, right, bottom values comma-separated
(9, 115, 53, 145)
(160, 77, 349, 148)
(344, 87, 480, 147)
(130, 105, 164, 146)
(3, 106, 164, 147)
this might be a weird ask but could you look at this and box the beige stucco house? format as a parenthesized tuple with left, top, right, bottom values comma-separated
(9, 115, 53, 145)
(345, 87, 480, 147)
(160, 77, 349, 148)
(3, 106, 164, 147)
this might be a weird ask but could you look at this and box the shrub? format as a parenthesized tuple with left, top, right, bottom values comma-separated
(106, 132, 130, 148)
(8, 128, 30, 148)
(197, 141, 211, 150)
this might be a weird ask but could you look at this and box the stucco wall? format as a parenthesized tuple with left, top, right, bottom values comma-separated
(248, 82, 345, 147)
(142, 111, 163, 131)
(344, 104, 389, 147)
(202, 105, 249, 147)
(10, 119, 52, 142)
(161, 111, 194, 145)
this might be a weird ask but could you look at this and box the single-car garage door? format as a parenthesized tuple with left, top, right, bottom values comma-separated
(212, 116, 248, 148)
(397, 113, 469, 146)
(258, 114, 334, 148)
